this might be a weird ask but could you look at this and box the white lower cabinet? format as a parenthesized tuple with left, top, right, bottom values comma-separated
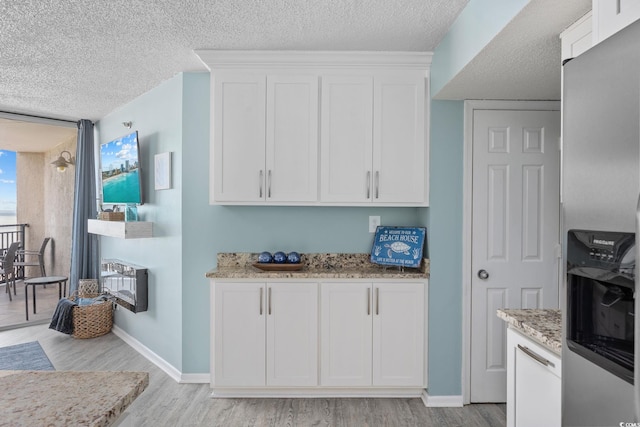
(212, 279, 427, 394)
(320, 283, 373, 386)
(266, 283, 318, 386)
(320, 282, 425, 387)
(372, 283, 425, 386)
(212, 282, 318, 387)
(506, 328, 561, 427)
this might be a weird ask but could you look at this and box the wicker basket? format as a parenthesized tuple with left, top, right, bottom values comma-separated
(70, 292, 114, 339)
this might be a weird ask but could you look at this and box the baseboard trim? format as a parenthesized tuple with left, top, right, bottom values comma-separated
(111, 325, 208, 384)
(421, 391, 464, 407)
(211, 388, 425, 398)
(181, 373, 210, 384)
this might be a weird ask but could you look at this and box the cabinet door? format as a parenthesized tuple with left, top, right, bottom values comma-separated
(593, 0, 640, 43)
(320, 75, 374, 203)
(320, 283, 373, 386)
(507, 328, 561, 427)
(373, 75, 427, 204)
(212, 282, 265, 387)
(266, 75, 319, 202)
(266, 282, 318, 386)
(514, 348, 561, 427)
(373, 282, 425, 386)
(212, 72, 266, 202)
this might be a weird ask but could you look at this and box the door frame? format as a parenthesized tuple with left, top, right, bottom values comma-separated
(462, 100, 560, 404)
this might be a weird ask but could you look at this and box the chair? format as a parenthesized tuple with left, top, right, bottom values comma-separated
(14, 237, 51, 278)
(1, 242, 21, 301)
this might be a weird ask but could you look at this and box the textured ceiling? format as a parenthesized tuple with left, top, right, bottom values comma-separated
(0, 0, 593, 152)
(434, 0, 591, 100)
(0, 0, 469, 122)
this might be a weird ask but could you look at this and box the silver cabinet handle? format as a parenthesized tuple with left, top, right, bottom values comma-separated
(259, 287, 263, 315)
(259, 170, 264, 198)
(376, 287, 379, 315)
(367, 287, 370, 315)
(517, 344, 554, 367)
(375, 171, 379, 199)
(268, 287, 272, 315)
(268, 170, 272, 198)
(366, 171, 371, 199)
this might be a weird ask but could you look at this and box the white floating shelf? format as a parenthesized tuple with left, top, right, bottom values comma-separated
(88, 219, 153, 239)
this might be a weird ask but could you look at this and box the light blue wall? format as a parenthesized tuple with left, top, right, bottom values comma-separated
(431, 0, 529, 97)
(425, 100, 464, 396)
(96, 75, 185, 369)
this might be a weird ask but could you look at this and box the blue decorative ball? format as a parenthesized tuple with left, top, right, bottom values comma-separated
(273, 251, 287, 264)
(287, 252, 301, 264)
(258, 251, 273, 263)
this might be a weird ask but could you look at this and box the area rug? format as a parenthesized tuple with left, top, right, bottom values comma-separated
(0, 341, 55, 370)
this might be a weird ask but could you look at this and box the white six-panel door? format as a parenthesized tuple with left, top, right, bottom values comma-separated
(470, 109, 560, 402)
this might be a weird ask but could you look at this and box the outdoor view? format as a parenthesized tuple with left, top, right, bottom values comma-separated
(0, 150, 16, 224)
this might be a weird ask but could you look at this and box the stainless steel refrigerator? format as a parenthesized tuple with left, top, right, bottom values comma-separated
(562, 19, 640, 426)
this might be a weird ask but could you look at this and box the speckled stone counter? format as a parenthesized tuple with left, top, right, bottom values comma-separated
(497, 309, 562, 355)
(206, 253, 429, 279)
(0, 371, 148, 426)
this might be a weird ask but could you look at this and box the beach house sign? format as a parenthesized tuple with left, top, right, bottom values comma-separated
(370, 226, 426, 268)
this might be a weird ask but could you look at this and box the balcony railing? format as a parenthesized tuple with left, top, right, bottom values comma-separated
(0, 224, 28, 281)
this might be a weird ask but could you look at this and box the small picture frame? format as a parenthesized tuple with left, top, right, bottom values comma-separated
(154, 152, 171, 190)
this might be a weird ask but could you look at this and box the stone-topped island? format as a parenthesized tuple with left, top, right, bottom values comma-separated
(0, 370, 148, 426)
(497, 308, 561, 355)
(497, 308, 562, 427)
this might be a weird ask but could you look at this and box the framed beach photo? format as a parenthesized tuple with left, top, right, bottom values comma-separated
(154, 152, 171, 190)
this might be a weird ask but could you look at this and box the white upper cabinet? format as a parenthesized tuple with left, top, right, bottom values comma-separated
(320, 75, 374, 203)
(560, 12, 593, 62)
(211, 72, 318, 203)
(266, 75, 319, 202)
(593, 0, 640, 44)
(320, 73, 428, 205)
(211, 72, 266, 203)
(198, 51, 431, 207)
(373, 75, 427, 204)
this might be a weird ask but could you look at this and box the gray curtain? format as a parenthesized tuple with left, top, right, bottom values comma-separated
(69, 119, 99, 293)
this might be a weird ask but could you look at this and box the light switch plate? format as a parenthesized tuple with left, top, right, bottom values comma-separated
(369, 216, 381, 233)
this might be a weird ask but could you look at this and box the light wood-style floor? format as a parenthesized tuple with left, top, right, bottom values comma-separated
(0, 324, 506, 427)
(0, 280, 62, 329)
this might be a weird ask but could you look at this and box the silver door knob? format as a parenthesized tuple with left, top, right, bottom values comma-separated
(478, 269, 489, 280)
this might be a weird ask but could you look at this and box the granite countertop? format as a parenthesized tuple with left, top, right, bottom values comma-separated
(0, 371, 148, 426)
(206, 253, 430, 279)
(497, 309, 562, 355)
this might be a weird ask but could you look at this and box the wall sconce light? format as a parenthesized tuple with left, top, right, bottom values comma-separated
(123, 121, 132, 129)
(51, 150, 75, 173)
